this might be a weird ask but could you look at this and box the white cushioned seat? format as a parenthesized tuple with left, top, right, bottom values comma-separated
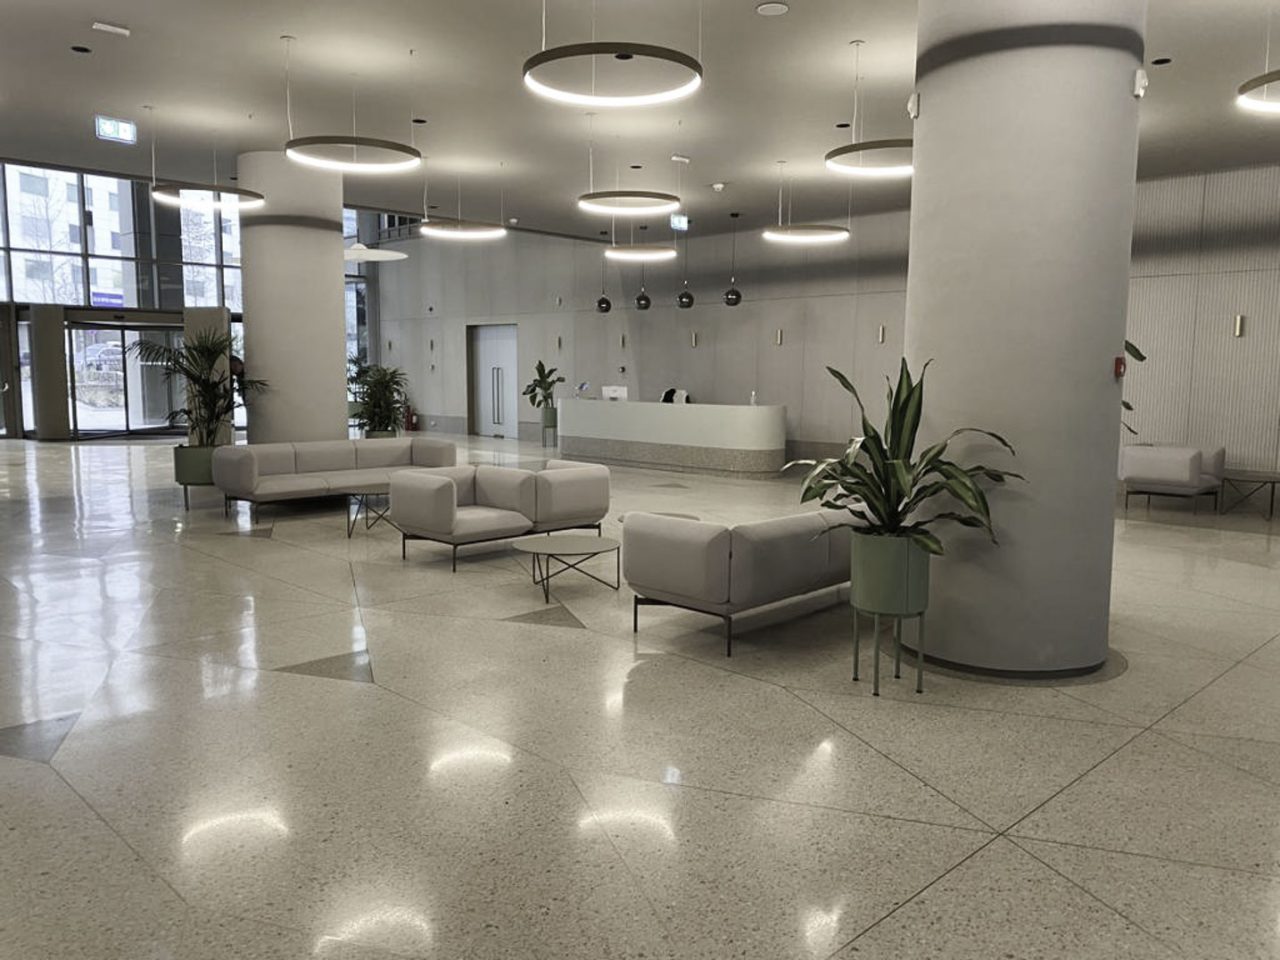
(1119, 444, 1225, 508)
(452, 507, 534, 543)
(319, 469, 396, 494)
(253, 475, 331, 500)
(534, 460, 610, 531)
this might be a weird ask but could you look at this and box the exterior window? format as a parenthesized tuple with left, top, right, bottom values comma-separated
(68, 224, 81, 247)
(65, 182, 78, 203)
(24, 258, 51, 282)
(108, 192, 118, 212)
(10, 251, 84, 304)
(19, 172, 47, 196)
(110, 231, 121, 252)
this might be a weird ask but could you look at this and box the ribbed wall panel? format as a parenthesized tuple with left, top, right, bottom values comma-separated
(1124, 275, 1197, 447)
(1200, 166, 1280, 274)
(1131, 175, 1204, 278)
(1188, 270, 1280, 470)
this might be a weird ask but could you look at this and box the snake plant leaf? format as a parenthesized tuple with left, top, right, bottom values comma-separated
(1121, 400, 1134, 412)
(965, 464, 1027, 484)
(1124, 339, 1147, 362)
(905, 527, 946, 556)
(825, 366, 866, 417)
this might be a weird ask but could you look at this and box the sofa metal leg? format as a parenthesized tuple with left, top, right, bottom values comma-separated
(183, 485, 190, 511)
(224, 495, 230, 518)
(852, 610, 860, 682)
(724, 617, 733, 657)
(401, 534, 407, 560)
(916, 614, 926, 694)
(872, 613, 881, 696)
(633, 596, 639, 633)
(452, 545, 458, 573)
(893, 618, 902, 679)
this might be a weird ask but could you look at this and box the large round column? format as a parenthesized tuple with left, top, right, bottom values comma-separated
(904, 1, 1146, 672)
(238, 151, 347, 443)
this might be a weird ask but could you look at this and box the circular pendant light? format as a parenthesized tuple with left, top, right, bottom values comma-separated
(825, 139, 913, 179)
(723, 211, 743, 306)
(578, 190, 681, 217)
(419, 221, 508, 241)
(523, 42, 703, 108)
(604, 244, 677, 263)
(635, 289, 652, 310)
(677, 283, 695, 309)
(1237, 69, 1280, 114)
(286, 135, 421, 174)
(762, 224, 850, 245)
(344, 242, 408, 262)
(152, 183, 266, 212)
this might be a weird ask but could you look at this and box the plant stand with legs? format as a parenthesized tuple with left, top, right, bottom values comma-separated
(852, 606, 926, 695)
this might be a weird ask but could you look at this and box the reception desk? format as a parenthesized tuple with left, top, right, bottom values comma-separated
(558, 399, 787, 476)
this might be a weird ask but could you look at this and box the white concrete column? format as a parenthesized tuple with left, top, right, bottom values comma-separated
(237, 152, 347, 442)
(30, 305, 71, 441)
(904, 1, 1146, 672)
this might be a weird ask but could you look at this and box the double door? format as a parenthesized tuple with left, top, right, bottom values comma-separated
(67, 323, 184, 438)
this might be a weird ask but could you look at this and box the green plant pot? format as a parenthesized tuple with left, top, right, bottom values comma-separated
(541, 406, 558, 428)
(173, 445, 215, 487)
(850, 532, 930, 616)
(365, 429, 397, 439)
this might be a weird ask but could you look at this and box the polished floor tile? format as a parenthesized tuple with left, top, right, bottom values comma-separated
(3, 434, 1280, 957)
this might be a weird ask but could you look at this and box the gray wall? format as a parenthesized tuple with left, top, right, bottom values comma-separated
(379, 163, 1280, 468)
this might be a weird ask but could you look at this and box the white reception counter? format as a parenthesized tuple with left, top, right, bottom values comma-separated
(558, 399, 787, 475)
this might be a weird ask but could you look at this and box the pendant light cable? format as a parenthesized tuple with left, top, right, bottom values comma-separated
(145, 105, 157, 188)
(283, 36, 296, 140)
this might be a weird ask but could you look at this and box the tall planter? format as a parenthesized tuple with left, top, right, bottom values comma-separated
(541, 405, 558, 429)
(173, 445, 215, 487)
(851, 532, 930, 616)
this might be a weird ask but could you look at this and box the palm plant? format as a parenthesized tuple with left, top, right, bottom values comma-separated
(352, 364, 410, 434)
(128, 329, 265, 447)
(522, 360, 566, 409)
(787, 360, 1022, 555)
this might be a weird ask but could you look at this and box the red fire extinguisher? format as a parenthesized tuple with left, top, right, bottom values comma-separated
(404, 407, 418, 433)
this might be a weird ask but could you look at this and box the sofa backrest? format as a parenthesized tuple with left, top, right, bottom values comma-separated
(1119, 445, 1200, 485)
(356, 438, 413, 468)
(535, 462, 610, 524)
(475, 465, 536, 517)
(729, 512, 847, 608)
(411, 437, 458, 468)
(294, 440, 357, 474)
(253, 443, 298, 477)
(1200, 446, 1226, 482)
(421, 465, 477, 505)
(622, 514, 732, 605)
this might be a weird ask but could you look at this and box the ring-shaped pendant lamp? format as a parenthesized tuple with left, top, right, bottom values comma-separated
(152, 183, 266, 211)
(577, 190, 682, 217)
(419, 221, 508, 241)
(604, 243, 678, 263)
(824, 138, 914, 179)
(344, 242, 408, 262)
(285, 135, 422, 174)
(1237, 69, 1280, 114)
(761, 224, 850, 245)
(523, 42, 703, 108)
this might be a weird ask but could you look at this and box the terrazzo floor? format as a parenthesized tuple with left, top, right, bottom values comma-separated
(2, 434, 1279, 959)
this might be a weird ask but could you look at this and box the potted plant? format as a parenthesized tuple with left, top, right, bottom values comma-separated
(522, 360, 566, 429)
(787, 360, 1021, 617)
(352, 363, 410, 438)
(346, 354, 370, 422)
(129, 329, 266, 490)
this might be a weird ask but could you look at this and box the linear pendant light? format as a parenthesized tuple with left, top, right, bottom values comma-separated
(824, 40, 912, 179)
(523, 0, 703, 108)
(280, 37, 421, 174)
(761, 161, 849, 245)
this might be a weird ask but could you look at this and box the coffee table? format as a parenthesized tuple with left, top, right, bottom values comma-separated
(1221, 469, 1280, 520)
(511, 534, 621, 603)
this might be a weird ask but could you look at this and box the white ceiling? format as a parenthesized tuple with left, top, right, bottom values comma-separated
(1, 0, 1278, 238)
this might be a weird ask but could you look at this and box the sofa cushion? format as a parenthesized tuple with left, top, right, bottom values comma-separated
(730, 513, 840, 608)
(417, 465, 477, 506)
(294, 440, 356, 474)
(476, 465, 537, 517)
(622, 513, 731, 605)
(390, 471, 458, 536)
(253, 475, 329, 500)
(1119, 446, 1201, 488)
(356, 438, 412, 468)
(452, 506, 533, 543)
(320, 468, 393, 495)
(251, 442, 298, 477)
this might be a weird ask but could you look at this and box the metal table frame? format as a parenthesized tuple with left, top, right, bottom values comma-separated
(1220, 473, 1280, 521)
(345, 493, 392, 538)
(515, 538, 620, 603)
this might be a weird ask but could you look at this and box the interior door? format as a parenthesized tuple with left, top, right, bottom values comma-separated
(468, 324, 518, 439)
(0, 311, 16, 437)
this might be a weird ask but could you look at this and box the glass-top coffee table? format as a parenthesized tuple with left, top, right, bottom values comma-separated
(511, 534, 621, 603)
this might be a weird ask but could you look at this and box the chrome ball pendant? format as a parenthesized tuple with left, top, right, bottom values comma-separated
(635, 291, 651, 310)
(723, 287, 742, 306)
(596, 295, 612, 313)
(677, 289, 695, 309)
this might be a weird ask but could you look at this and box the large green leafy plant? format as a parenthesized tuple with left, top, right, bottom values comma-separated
(788, 360, 1022, 555)
(351, 364, 410, 433)
(129, 329, 265, 447)
(522, 360, 566, 409)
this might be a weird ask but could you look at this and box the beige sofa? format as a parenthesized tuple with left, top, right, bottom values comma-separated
(212, 437, 457, 529)
(623, 511, 851, 656)
(1119, 445, 1225, 512)
(389, 460, 610, 569)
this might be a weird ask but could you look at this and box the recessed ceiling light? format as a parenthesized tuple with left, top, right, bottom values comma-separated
(756, 2, 789, 15)
(508, 217, 519, 225)
(412, 117, 428, 125)
(70, 45, 92, 54)
(91, 21, 131, 37)
(835, 121, 851, 129)
(711, 182, 726, 192)
(1150, 56, 1172, 66)
(630, 164, 643, 169)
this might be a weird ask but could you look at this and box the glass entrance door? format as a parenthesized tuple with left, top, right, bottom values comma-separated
(0, 313, 15, 437)
(67, 323, 183, 438)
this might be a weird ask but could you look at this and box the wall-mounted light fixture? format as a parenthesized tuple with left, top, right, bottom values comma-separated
(1235, 314, 1246, 337)
(878, 324, 885, 344)
(775, 329, 783, 346)
(691, 331, 698, 348)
